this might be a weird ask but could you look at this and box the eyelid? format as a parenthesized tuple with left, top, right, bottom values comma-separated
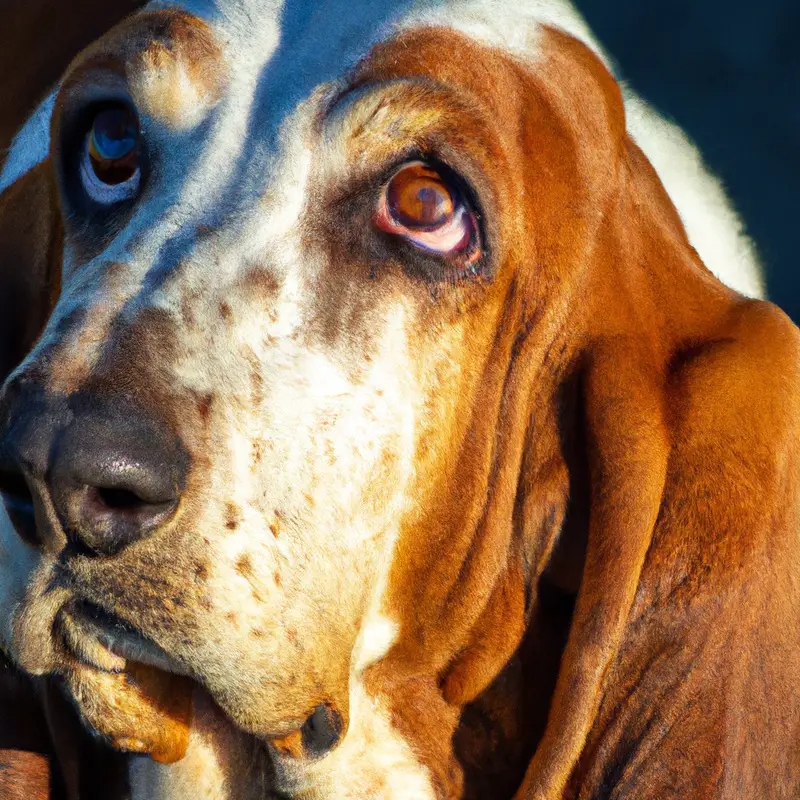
(374, 160, 482, 263)
(80, 133, 141, 204)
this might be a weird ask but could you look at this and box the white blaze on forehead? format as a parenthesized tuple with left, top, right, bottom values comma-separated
(0, 0, 762, 305)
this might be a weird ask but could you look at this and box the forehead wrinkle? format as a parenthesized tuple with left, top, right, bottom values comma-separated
(59, 2, 555, 328)
(0, 0, 595, 201)
(242, 0, 419, 150)
(323, 80, 454, 161)
(54, 8, 228, 127)
(148, 0, 426, 230)
(36, 0, 574, 399)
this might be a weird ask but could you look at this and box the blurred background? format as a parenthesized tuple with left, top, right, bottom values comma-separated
(576, 0, 800, 321)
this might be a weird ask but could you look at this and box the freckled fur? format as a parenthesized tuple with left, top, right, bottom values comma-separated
(0, 2, 796, 800)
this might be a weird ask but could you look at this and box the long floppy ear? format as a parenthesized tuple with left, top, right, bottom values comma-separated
(512, 105, 800, 798)
(516, 339, 670, 797)
(0, 161, 62, 383)
(0, 163, 65, 793)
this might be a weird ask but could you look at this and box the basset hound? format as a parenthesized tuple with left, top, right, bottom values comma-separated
(0, 1, 797, 798)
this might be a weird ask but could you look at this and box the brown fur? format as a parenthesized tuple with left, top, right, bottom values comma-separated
(0, 162, 62, 387)
(340, 27, 800, 799)
(1, 10, 798, 800)
(55, 10, 227, 133)
(0, 749, 50, 800)
(0, 0, 145, 163)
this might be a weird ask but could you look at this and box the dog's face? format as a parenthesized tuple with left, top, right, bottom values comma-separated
(0, 2, 629, 795)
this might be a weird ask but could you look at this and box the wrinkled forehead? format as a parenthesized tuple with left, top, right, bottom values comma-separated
(145, 0, 607, 107)
(167, 0, 416, 139)
(2, 0, 619, 404)
(0, 0, 606, 195)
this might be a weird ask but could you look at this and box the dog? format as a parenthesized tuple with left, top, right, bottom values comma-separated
(0, 1, 796, 798)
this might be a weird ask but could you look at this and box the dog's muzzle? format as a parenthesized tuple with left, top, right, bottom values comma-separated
(0, 376, 188, 557)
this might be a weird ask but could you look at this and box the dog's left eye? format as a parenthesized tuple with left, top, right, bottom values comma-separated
(375, 162, 480, 263)
(79, 105, 141, 204)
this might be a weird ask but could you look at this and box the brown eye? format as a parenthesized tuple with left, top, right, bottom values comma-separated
(375, 161, 480, 263)
(386, 164, 455, 229)
(80, 105, 141, 204)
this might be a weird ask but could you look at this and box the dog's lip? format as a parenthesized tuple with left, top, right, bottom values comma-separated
(58, 602, 326, 754)
(59, 601, 191, 677)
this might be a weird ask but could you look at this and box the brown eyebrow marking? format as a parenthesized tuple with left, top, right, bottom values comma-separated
(57, 9, 228, 129)
(235, 553, 254, 577)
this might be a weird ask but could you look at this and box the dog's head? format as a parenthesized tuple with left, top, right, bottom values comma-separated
(0, 1, 772, 797)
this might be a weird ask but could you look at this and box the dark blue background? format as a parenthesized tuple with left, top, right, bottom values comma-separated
(577, 0, 799, 321)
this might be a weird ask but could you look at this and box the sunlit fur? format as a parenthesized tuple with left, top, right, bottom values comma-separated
(1, 2, 792, 800)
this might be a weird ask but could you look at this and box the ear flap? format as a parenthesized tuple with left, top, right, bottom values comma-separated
(515, 341, 669, 799)
(0, 161, 62, 382)
(0, 159, 65, 796)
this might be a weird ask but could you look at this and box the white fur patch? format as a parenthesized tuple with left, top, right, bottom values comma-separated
(278, 683, 436, 799)
(129, 691, 270, 800)
(352, 613, 399, 673)
(624, 93, 764, 298)
(0, 88, 57, 193)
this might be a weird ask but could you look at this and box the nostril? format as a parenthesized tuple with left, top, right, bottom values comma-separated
(44, 396, 190, 555)
(0, 469, 39, 546)
(301, 703, 344, 757)
(93, 486, 153, 513)
(66, 478, 180, 556)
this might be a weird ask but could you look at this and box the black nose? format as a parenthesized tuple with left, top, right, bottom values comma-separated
(0, 386, 188, 556)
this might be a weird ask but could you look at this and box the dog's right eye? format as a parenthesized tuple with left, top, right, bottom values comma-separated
(374, 161, 483, 269)
(79, 105, 141, 204)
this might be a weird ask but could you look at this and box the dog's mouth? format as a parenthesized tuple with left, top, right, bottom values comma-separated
(55, 600, 196, 763)
(58, 600, 189, 677)
(55, 599, 345, 773)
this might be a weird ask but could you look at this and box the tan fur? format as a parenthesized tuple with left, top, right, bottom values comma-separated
(0, 8, 797, 800)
